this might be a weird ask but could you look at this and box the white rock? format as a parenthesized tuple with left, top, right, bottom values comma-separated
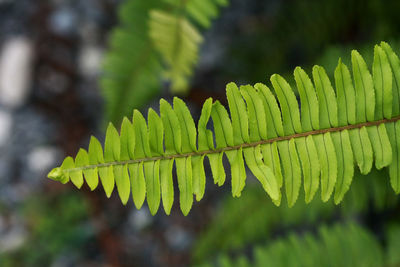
(78, 45, 104, 77)
(129, 209, 153, 231)
(0, 224, 27, 253)
(0, 37, 33, 108)
(27, 146, 60, 173)
(0, 110, 12, 147)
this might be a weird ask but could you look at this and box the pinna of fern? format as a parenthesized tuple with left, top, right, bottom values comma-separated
(48, 42, 400, 216)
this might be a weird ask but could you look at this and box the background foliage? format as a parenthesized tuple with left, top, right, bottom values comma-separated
(0, 0, 400, 266)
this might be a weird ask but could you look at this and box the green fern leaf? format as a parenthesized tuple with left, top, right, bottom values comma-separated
(49, 42, 400, 215)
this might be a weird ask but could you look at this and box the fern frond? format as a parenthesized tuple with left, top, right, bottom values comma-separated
(48, 42, 400, 215)
(149, 0, 228, 93)
(101, 0, 163, 124)
(210, 223, 386, 267)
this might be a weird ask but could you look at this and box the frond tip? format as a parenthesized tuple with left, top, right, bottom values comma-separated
(48, 42, 400, 215)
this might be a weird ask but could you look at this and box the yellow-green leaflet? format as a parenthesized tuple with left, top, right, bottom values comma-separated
(313, 65, 339, 128)
(211, 101, 234, 148)
(160, 99, 182, 154)
(349, 127, 373, 174)
(333, 130, 354, 204)
(226, 82, 249, 145)
(133, 110, 151, 158)
(173, 97, 197, 152)
(243, 146, 280, 201)
(373, 45, 392, 120)
(71, 149, 85, 189)
(381, 41, 400, 116)
(192, 155, 206, 201)
(120, 117, 135, 161)
(114, 164, 130, 205)
(240, 85, 268, 141)
(104, 123, 120, 162)
(176, 157, 193, 215)
(160, 158, 174, 215)
(255, 83, 284, 138)
(387, 121, 400, 193)
(226, 148, 246, 197)
(366, 124, 392, 170)
(129, 162, 146, 209)
(144, 160, 161, 215)
(352, 50, 375, 122)
(261, 142, 283, 188)
(334, 59, 356, 126)
(271, 74, 302, 135)
(278, 139, 301, 207)
(294, 66, 320, 131)
(295, 136, 320, 203)
(314, 133, 337, 202)
(147, 109, 163, 156)
(60, 156, 76, 186)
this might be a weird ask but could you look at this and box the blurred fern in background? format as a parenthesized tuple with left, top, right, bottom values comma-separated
(101, 0, 228, 124)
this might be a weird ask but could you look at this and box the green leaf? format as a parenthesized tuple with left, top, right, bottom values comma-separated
(240, 85, 268, 141)
(332, 130, 354, 204)
(114, 164, 131, 205)
(160, 158, 174, 214)
(243, 146, 280, 201)
(226, 148, 246, 197)
(133, 109, 151, 158)
(314, 133, 337, 202)
(144, 160, 161, 215)
(380, 41, 400, 116)
(104, 123, 120, 162)
(312, 65, 338, 128)
(349, 127, 373, 174)
(226, 82, 249, 145)
(120, 117, 135, 161)
(373, 45, 392, 120)
(271, 74, 302, 134)
(351, 50, 375, 122)
(192, 155, 206, 201)
(129, 162, 146, 209)
(294, 66, 320, 131)
(160, 98, 182, 154)
(255, 82, 284, 138)
(148, 108, 164, 156)
(173, 97, 197, 153)
(211, 101, 234, 148)
(278, 139, 301, 207)
(176, 157, 193, 216)
(261, 142, 283, 188)
(208, 152, 225, 186)
(334, 59, 356, 126)
(366, 124, 392, 170)
(295, 136, 320, 203)
(387, 121, 400, 193)
(198, 97, 214, 151)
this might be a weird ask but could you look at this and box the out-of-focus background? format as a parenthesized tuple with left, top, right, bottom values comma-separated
(0, 0, 399, 266)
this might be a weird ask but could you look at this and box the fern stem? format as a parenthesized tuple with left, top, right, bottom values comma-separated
(64, 115, 400, 172)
